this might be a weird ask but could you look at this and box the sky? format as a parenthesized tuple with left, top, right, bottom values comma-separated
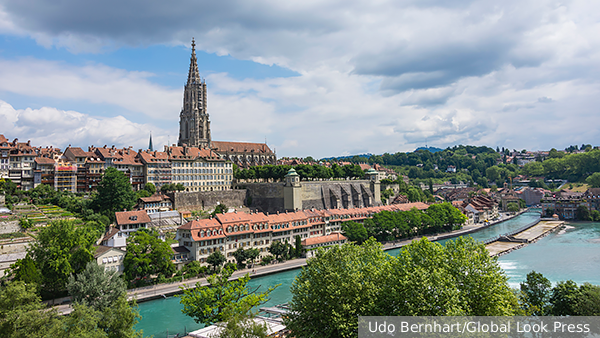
(0, 0, 599, 159)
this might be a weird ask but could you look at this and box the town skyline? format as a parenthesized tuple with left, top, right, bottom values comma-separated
(1, 1, 600, 158)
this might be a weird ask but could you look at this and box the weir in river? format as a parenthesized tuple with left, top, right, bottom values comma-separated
(135, 211, 600, 337)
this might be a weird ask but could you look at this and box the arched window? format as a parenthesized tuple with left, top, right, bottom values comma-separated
(200, 231, 204, 237)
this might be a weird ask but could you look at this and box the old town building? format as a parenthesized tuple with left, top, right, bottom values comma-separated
(176, 202, 429, 266)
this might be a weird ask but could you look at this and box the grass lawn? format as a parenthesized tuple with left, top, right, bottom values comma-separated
(561, 183, 590, 192)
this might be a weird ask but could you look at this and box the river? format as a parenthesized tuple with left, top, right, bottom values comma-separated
(136, 211, 600, 337)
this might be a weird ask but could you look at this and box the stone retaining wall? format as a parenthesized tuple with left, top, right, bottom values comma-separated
(168, 190, 248, 211)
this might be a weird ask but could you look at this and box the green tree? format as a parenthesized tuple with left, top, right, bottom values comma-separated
(286, 237, 518, 338)
(549, 280, 580, 315)
(341, 221, 368, 244)
(267, 241, 287, 261)
(522, 162, 545, 177)
(7, 256, 42, 287)
(577, 283, 600, 315)
(212, 308, 268, 338)
(507, 202, 520, 213)
(178, 267, 278, 325)
(286, 238, 389, 338)
(294, 235, 303, 257)
(25, 220, 99, 298)
(207, 251, 227, 271)
(211, 203, 228, 217)
(67, 261, 126, 311)
(520, 271, 552, 315)
(123, 229, 176, 286)
(143, 182, 156, 195)
(382, 237, 517, 316)
(0, 281, 60, 337)
(587, 172, 600, 188)
(485, 166, 501, 183)
(245, 248, 260, 267)
(576, 205, 591, 221)
(591, 210, 600, 222)
(93, 168, 136, 220)
(232, 248, 247, 268)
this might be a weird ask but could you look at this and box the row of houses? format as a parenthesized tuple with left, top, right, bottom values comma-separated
(0, 134, 235, 193)
(95, 201, 429, 270)
(541, 188, 600, 219)
(175, 202, 429, 265)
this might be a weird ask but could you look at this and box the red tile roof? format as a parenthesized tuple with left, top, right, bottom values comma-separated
(166, 146, 222, 160)
(115, 210, 151, 225)
(302, 232, 347, 246)
(211, 141, 274, 154)
(178, 218, 224, 241)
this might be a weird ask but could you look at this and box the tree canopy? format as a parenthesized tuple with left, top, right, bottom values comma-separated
(93, 167, 137, 219)
(286, 237, 517, 338)
(123, 229, 175, 286)
(178, 267, 278, 325)
(67, 261, 126, 311)
(9, 220, 100, 298)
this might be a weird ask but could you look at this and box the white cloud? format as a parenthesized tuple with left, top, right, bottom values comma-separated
(0, 58, 180, 119)
(0, 100, 173, 150)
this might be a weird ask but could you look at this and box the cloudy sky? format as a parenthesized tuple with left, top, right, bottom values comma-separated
(0, 0, 599, 158)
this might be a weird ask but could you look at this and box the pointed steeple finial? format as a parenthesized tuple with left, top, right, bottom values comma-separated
(187, 38, 201, 85)
(148, 132, 154, 151)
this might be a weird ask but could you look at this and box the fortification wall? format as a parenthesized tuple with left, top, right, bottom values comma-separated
(169, 190, 247, 211)
(231, 180, 379, 213)
(240, 183, 285, 213)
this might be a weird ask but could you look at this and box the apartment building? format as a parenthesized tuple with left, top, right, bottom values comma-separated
(176, 202, 429, 266)
(8, 140, 37, 190)
(137, 149, 172, 190)
(90, 146, 144, 190)
(166, 145, 233, 192)
(0, 135, 9, 179)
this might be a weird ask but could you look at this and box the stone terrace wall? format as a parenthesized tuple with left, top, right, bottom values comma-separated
(169, 190, 247, 211)
(241, 180, 376, 213)
(239, 183, 285, 214)
(301, 180, 374, 210)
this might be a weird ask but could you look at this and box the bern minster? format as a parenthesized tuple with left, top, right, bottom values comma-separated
(177, 39, 276, 169)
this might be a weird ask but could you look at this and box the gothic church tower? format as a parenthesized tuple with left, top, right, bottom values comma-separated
(178, 38, 211, 148)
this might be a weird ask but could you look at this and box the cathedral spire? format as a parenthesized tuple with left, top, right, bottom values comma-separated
(187, 38, 201, 85)
(148, 132, 153, 151)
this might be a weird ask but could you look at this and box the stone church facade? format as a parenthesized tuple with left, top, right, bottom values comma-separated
(178, 39, 276, 168)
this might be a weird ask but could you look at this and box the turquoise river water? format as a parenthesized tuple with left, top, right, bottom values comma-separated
(136, 211, 600, 337)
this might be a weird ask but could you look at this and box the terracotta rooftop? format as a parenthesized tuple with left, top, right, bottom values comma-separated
(65, 146, 88, 158)
(166, 146, 222, 160)
(139, 194, 171, 203)
(34, 157, 55, 165)
(302, 232, 348, 246)
(211, 141, 274, 154)
(115, 210, 151, 225)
